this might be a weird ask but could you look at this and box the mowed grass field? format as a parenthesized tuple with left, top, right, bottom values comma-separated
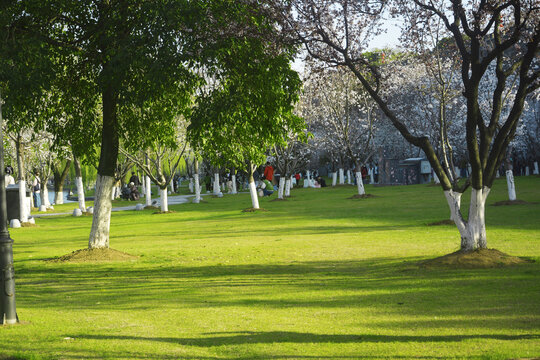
(2, 176, 539, 360)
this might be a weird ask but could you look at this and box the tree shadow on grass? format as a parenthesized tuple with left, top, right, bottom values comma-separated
(75, 331, 539, 347)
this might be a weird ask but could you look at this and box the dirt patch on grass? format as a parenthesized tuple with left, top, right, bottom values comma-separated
(50, 248, 138, 263)
(491, 199, 531, 206)
(152, 210, 176, 214)
(427, 219, 454, 226)
(21, 222, 39, 228)
(348, 194, 376, 199)
(420, 248, 533, 269)
(144, 205, 160, 210)
(271, 198, 287, 202)
(242, 207, 268, 213)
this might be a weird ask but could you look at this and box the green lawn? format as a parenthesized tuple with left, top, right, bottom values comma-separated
(3, 176, 540, 359)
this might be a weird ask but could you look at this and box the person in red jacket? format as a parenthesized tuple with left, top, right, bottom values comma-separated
(264, 162, 274, 182)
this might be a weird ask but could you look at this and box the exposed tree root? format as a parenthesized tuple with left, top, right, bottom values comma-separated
(242, 207, 268, 213)
(348, 194, 376, 199)
(50, 248, 138, 263)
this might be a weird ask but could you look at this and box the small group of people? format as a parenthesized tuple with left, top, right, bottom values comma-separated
(121, 172, 140, 201)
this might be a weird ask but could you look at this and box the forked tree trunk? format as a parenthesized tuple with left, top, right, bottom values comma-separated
(285, 178, 291, 197)
(278, 176, 285, 199)
(338, 168, 344, 184)
(505, 170, 517, 201)
(355, 172, 365, 195)
(248, 172, 259, 209)
(332, 172, 337, 186)
(445, 187, 490, 252)
(145, 175, 152, 207)
(88, 175, 115, 249)
(160, 188, 168, 212)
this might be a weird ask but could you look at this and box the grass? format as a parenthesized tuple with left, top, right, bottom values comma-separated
(2, 176, 540, 359)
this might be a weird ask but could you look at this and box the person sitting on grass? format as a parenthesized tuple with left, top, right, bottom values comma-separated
(129, 182, 140, 201)
(259, 176, 274, 197)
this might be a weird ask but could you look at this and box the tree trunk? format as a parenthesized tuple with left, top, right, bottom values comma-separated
(369, 168, 374, 184)
(160, 188, 168, 212)
(73, 157, 86, 211)
(53, 160, 71, 205)
(15, 134, 28, 222)
(278, 176, 285, 199)
(332, 172, 337, 186)
(88, 175, 114, 249)
(505, 170, 517, 201)
(304, 170, 310, 188)
(248, 172, 259, 209)
(231, 174, 237, 194)
(145, 175, 152, 207)
(444, 187, 490, 252)
(285, 178, 291, 197)
(534, 162, 539, 175)
(347, 170, 352, 185)
(193, 158, 201, 202)
(338, 168, 344, 184)
(355, 171, 365, 195)
(213, 173, 220, 194)
(189, 178, 194, 193)
(40, 178, 51, 208)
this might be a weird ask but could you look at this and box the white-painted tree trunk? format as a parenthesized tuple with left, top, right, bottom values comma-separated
(170, 180, 175, 194)
(145, 175, 152, 207)
(290, 175, 295, 188)
(369, 168, 374, 184)
(355, 172, 365, 195)
(347, 170, 352, 185)
(534, 162, 539, 175)
(18, 180, 28, 222)
(54, 188, 64, 205)
(278, 177, 285, 199)
(332, 172, 337, 186)
(525, 166, 530, 175)
(189, 178, 194, 193)
(496, 170, 500, 178)
(285, 179, 291, 197)
(338, 168, 344, 184)
(213, 173, 220, 194)
(41, 186, 51, 207)
(505, 170, 517, 201)
(194, 173, 201, 202)
(231, 174, 237, 194)
(76, 176, 86, 211)
(160, 188, 168, 212)
(444, 187, 490, 251)
(88, 175, 115, 249)
(304, 171, 309, 188)
(248, 180, 259, 209)
(141, 176, 146, 196)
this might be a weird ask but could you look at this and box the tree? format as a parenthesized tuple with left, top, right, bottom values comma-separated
(275, 0, 540, 252)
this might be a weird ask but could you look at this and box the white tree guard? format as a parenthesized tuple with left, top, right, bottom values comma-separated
(285, 179, 291, 197)
(347, 170, 352, 185)
(505, 170, 517, 201)
(41, 186, 51, 208)
(88, 175, 115, 249)
(338, 168, 344, 184)
(248, 181, 259, 209)
(534, 162, 539, 175)
(76, 176, 86, 211)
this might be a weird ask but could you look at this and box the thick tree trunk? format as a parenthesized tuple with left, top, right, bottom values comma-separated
(160, 188, 168, 212)
(505, 170, 517, 201)
(278, 176, 285, 199)
(445, 187, 490, 252)
(145, 176, 152, 206)
(355, 172, 365, 195)
(285, 178, 291, 197)
(53, 160, 71, 205)
(338, 168, 344, 184)
(332, 172, 337, 186)
(88, 175, 114, 249)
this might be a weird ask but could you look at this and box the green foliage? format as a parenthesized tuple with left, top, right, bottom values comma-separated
(189, 38, 304, 172)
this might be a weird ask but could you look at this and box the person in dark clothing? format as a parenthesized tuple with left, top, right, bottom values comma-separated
(129, 182, 140, 201)
(129, 172, 140, 186)
(316, 176, 327, 187)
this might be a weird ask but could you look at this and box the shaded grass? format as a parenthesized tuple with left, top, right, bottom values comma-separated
(2, 176, 539, 359)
